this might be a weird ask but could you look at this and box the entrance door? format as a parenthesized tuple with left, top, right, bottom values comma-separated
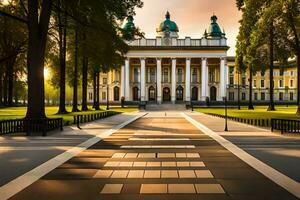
(163, 87, 171, 102)
(176, 86, 184, 101)
(148, 86, 156, 101)
(191, 87, 198, 101)
(132, 87, 139, 101)
(210, 86, 217, 101)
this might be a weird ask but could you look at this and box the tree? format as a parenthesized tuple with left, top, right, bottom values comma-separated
(0, 0, 143, 119)
(235, 0, 265, 110)
(0, 1, 27, 107)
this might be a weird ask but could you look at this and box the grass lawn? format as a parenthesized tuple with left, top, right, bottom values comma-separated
(195, 106, 300, 121)
(0, 106, 138, 124)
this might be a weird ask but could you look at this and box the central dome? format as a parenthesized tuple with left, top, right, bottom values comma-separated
(156, 11, 179, 38)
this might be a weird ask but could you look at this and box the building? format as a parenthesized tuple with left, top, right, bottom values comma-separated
(88, 12, 298, 106)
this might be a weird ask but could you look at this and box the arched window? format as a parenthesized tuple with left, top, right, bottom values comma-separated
(113, 86, 120, 101)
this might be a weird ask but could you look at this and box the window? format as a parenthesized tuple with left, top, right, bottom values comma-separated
(290, 92, 294, 101)
(253, 80, 257, 88)
(290, 80, 294, 87)
(134, 68, 139, 82)
(103, 78, 107, 85)
(150, 68, 156, 82)
(261, 80, 265, 88)
(229, 66, 234, 74)
(279, 92, 284, 101)
(192, 68, 197, 83)
(177, 68, 183, 83)
(102, 92, 106, 100)
(163, 68, 169, 82)
(279, 79, 284, 88)
(115, 70, 120, 82)
(229, 92, 235, 101)
(261, 92, 265, 101)
(254, 93, 258, 101)
(89, 92, 93, 100)
(229, 76, 234, 85)
(242, 77, 246, 86)
(291, 71, 294, 76)
(280, 69, 284, 76)
(261, 71, 265, 77)
(209, 69, 215, 83)
(242, 92, 246, 101)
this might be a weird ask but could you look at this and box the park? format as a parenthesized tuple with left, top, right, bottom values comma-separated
(0, 0, 300, 200)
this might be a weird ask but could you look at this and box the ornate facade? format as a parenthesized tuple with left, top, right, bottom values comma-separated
(87, 12, 298, 105)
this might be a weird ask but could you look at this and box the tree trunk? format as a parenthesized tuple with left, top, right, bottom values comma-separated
(3, 73, 7, 106)
(95, 71, 100, 110)
(72, 25, 79, 112)
(0, 73, 3, 106)
(248, 66, 254, 110)
(25, 0, 52, 119)
(268, 23, 275, 111)
(57, 4, 68, 114)
(7, 58, 16, 107)
(81, 57, 88, 111)
(92, 71, 96, 108)
(297, 51, 300, 114)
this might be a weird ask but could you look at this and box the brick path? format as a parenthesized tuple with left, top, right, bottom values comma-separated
(8, 112, 298, 200)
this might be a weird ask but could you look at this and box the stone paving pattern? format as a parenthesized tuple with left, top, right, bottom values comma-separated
(9, 112, 298, 200)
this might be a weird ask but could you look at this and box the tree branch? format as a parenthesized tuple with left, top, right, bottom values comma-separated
(0, 10, 27, 23)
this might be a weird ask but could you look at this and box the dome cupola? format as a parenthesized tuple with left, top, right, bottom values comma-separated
(156, 11, 179, 38)
(123, 16, 136, 40)
(206, 15, 225, 38)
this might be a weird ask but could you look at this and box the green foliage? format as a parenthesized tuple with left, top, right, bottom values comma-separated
(196, 106, 300, 120)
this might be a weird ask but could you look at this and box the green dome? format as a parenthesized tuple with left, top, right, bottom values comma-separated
(123, 16, 136, 40)
(208, 15, 224, 37)
(157, 11, 179, 33)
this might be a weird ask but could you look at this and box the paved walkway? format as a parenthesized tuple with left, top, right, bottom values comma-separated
(188, 112, 300, 183)
(0, 112, 141, 188)
(3, 111, 298, 200)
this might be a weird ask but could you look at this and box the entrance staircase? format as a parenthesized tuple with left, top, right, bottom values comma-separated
(145, 103, 187, 111)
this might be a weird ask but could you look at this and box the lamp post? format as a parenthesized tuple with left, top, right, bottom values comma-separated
(237, 70, 241, 110)
(106, 84, 109, 110)
(224, 96, 228, 132)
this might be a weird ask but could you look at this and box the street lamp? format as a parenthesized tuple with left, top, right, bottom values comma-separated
(223, 96, 228, 132)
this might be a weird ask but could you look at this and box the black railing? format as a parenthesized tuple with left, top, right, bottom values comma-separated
(207, 113, 270, 127)
(271, 119, 300, 134)
(73, 111, 118, 129)
(0, 118, 63, 136)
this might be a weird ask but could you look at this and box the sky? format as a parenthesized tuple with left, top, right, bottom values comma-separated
(133, 0, 242, 56)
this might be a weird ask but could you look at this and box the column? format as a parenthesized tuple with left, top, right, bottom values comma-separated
(201, 58, 207, 101)
(220, 57, 226, 99)
(121, 65, 125, 98)
(156, 58, 162, 103)
(171, 58, 176, 103)
(125, 58, 130, 101)
(185, 58, 191, 102)
(140, 58, 146, 102)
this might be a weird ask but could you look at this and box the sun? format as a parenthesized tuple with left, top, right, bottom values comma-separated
(44, 68, 50, 80)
